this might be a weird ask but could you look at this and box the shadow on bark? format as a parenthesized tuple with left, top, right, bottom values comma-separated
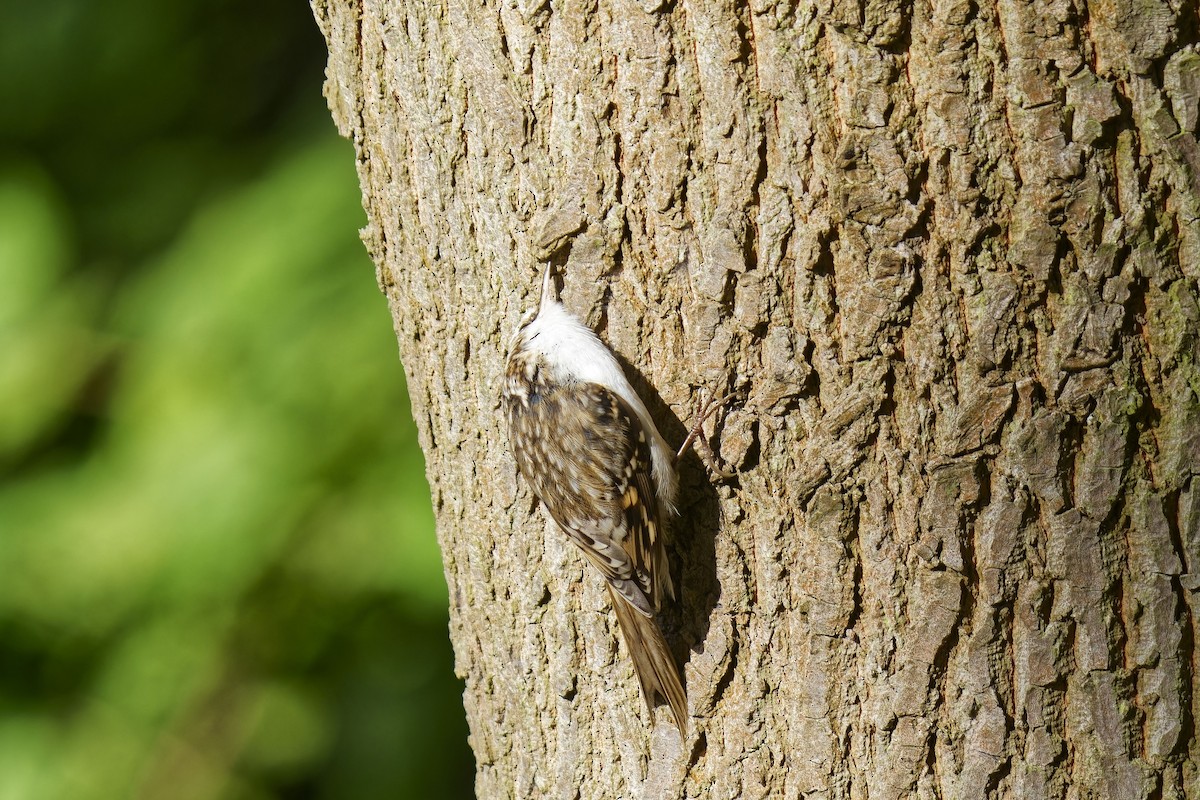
(617, 355, 731, 704)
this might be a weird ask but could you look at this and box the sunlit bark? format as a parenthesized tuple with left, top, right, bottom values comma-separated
(314, 0, 1200, 795)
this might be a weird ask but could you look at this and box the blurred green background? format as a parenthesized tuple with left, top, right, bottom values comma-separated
(0, 2, 473, 798)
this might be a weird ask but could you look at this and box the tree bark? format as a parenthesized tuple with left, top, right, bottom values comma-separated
(312, 0, 1200, 796)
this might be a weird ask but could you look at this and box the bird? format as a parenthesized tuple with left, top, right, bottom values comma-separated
(502, 264, 690, 734)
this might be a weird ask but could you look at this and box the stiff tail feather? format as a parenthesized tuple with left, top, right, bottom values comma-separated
(607, 585, 688, 735)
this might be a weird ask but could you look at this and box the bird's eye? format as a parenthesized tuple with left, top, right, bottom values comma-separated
(507, 310, 537, 350)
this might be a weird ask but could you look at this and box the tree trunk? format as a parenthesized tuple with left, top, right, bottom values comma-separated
(312, 0, 1200, 796)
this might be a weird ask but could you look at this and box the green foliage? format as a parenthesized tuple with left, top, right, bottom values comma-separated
(0, 2, 472, 798)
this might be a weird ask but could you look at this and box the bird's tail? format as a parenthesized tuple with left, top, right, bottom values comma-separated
(607, 585, 688, 735)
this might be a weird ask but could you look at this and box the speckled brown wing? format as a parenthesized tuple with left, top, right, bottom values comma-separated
(504, 374, 688, 732)
(505, 377, 668, 616)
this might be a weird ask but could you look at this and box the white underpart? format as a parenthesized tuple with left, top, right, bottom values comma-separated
(519, 299, 679, 511)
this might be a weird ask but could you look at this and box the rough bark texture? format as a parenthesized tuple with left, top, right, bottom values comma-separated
(312, 0, 1200, 796)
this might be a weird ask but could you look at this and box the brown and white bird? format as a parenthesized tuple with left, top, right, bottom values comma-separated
(502, 265, 688, 734)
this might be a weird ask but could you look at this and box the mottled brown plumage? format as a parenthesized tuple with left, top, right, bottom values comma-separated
(502, 267, 688, 734)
